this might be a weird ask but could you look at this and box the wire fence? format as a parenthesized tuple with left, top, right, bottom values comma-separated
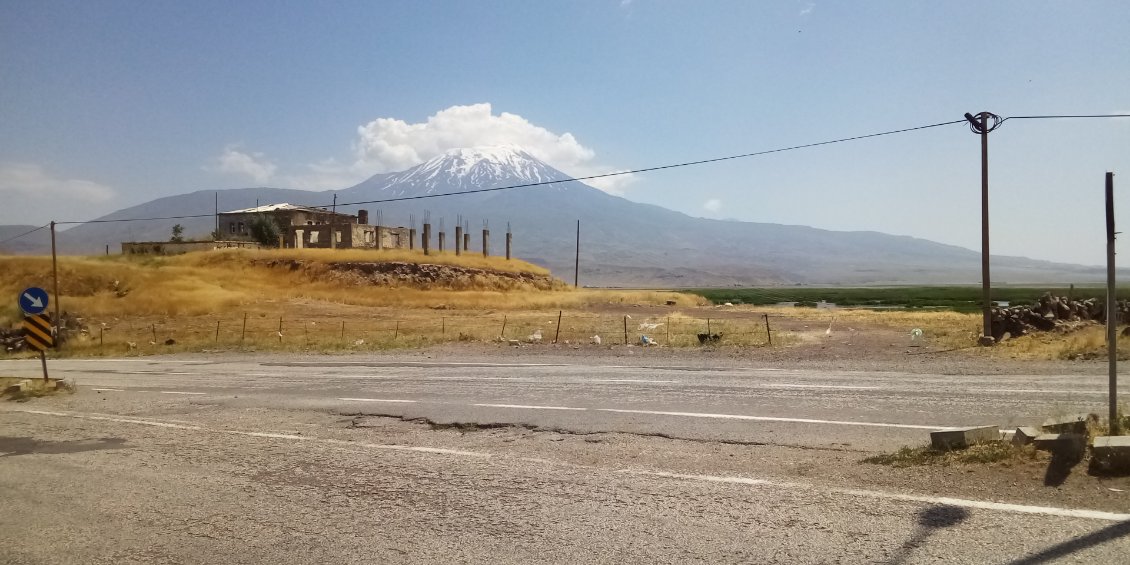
(62, 310, 787, 353)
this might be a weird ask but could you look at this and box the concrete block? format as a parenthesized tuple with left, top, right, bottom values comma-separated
(930, 426, 1000, 450)
(1041, 414, 1097, 434)
(1012, 427, 1041, 446)
(1092, 436, 1130, 471)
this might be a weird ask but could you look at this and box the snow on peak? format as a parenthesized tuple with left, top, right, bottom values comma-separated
(392, 145, 568, 189)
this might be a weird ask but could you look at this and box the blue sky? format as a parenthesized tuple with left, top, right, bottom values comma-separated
(2, 1, 1128, 265)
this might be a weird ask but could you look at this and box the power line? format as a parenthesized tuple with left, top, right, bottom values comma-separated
(1003, 113, 1130, 121)
(0, 224, 49, 246)
(20, 112, 1130, 236)
(55, 213, 216, 226)
(335, 118, 968, 208)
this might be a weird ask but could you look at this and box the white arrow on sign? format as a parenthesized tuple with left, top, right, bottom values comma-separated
(23, 292, 44, 309)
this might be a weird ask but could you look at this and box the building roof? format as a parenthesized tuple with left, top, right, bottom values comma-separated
(221, 202, 348, 215)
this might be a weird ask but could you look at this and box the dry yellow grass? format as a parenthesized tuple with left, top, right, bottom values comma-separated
(0, 251, 702, 326)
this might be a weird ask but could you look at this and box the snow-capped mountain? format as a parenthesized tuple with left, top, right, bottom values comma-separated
(11, 146, 1111, 286)
(344, 146, 575, 199)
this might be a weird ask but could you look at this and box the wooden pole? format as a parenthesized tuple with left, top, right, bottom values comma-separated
(50, 221, 60, 344)
(978, 113, 992, 345)
(100, 327, 104, 348)
(574, 220, 580, 287)
(1107, 171, 1119, 435)
(278, 317, 284, 343)
(554, 310, 562, 343)
(623, 315, 628, 345)
(764, 313, 772, 346)
(40, 350, 48, 382)
(341, 320, 346, 339)
(241, 312, 248, 344)
(442, 317, 446, 335)
(215, 320, 220, 341)
(151, 324, 157, 343)
(393, 320, 399, 340)
(501, 315, 507, 338)
(707, 318, 711, 335)
(666, 316, 670, 344)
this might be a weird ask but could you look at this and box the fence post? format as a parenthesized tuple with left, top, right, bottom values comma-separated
(215, 320, 220, 342)
(151, 324, 157, 344)
(341, 320, 346, 339)
(393, 320, 399, 340)
(764, 313, 772, 346)
(442, 317, 446, 336)
(554, 310, 562, 343)
(666, 316, 670, 344)
(623, 315, 628, 345)
(241, 313, 248, 344)
(501, 315, 507, 338)
(100, 327, 104, 348)
(706, 318, 711, 335)
(278, 317, 284, 343)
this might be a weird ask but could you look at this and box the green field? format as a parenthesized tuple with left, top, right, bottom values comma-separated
(686, 286, 1130, 313)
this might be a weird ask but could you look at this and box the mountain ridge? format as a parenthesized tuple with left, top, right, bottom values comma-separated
(0, 147, 1112, 286)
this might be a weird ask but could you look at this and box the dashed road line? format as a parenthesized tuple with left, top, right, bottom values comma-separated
(597, 408, 944, 430)
(159, 391, 207, 396)
(338, 398, 419, 403)
(472, 403, 588, 411)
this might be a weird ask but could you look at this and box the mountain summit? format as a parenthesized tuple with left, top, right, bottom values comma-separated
(345, 145, 573, 199)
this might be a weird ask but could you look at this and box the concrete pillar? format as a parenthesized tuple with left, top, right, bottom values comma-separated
(463, 233, 470, 251)
(422, 223, 431, 255)
(438, 231, 445, 252)
(454, 226, 462, 256)
(482, 229, 490, 257)
(505, 232, 512, 260)
(409, 228, 416, 250)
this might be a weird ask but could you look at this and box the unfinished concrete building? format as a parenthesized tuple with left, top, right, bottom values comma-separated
(218, 203, 410, 250)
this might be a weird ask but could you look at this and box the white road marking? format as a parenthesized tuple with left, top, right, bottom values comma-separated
(591, 379, 678, 384)
(623, 470, 772, 486)
(766, 384, 880, 390)
(92, 388, 125, 392)
(980, 389, 1107, 395)
(159, 391, 206, 395)
(625, 469, 1130, 522)
(12, 409, 1127, 522)
(598, 409, 945, 430)
(337, 398, 418, 403)
(472, 403, 587, 411)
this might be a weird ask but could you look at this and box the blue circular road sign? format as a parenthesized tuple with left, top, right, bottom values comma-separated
(19, 287, 49, 315)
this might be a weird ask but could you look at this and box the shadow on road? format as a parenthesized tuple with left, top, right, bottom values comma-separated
(886, 504, 969, 564)
(0, 436, 127, 457)
(1007, 520, 1130, 564)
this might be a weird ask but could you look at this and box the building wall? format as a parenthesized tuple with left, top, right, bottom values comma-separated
(218, 210, 355, 242)
(287, 225, 411, 250)
(121, 240, 261, 255)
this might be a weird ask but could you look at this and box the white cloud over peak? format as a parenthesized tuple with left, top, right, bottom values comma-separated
(208, 104, 634, 194)
(345, 103, 633, 194)
(351, 103, 594, 173)
(0, 163, 117, 224)
(703, 198, 723, 213)
(211, 146, 277, 184)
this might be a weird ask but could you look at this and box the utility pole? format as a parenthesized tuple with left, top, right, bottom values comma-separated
(574, 220, 580, 287)
(50, 221, 60, 341)
(1107, 172, 1119, 435)
(214, 192, 219, 240)
(330, 194, 337, 249)
(965, 111, 1001, 346)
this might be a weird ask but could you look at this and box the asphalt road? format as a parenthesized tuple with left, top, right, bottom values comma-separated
(2, 352, 1129, 563)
